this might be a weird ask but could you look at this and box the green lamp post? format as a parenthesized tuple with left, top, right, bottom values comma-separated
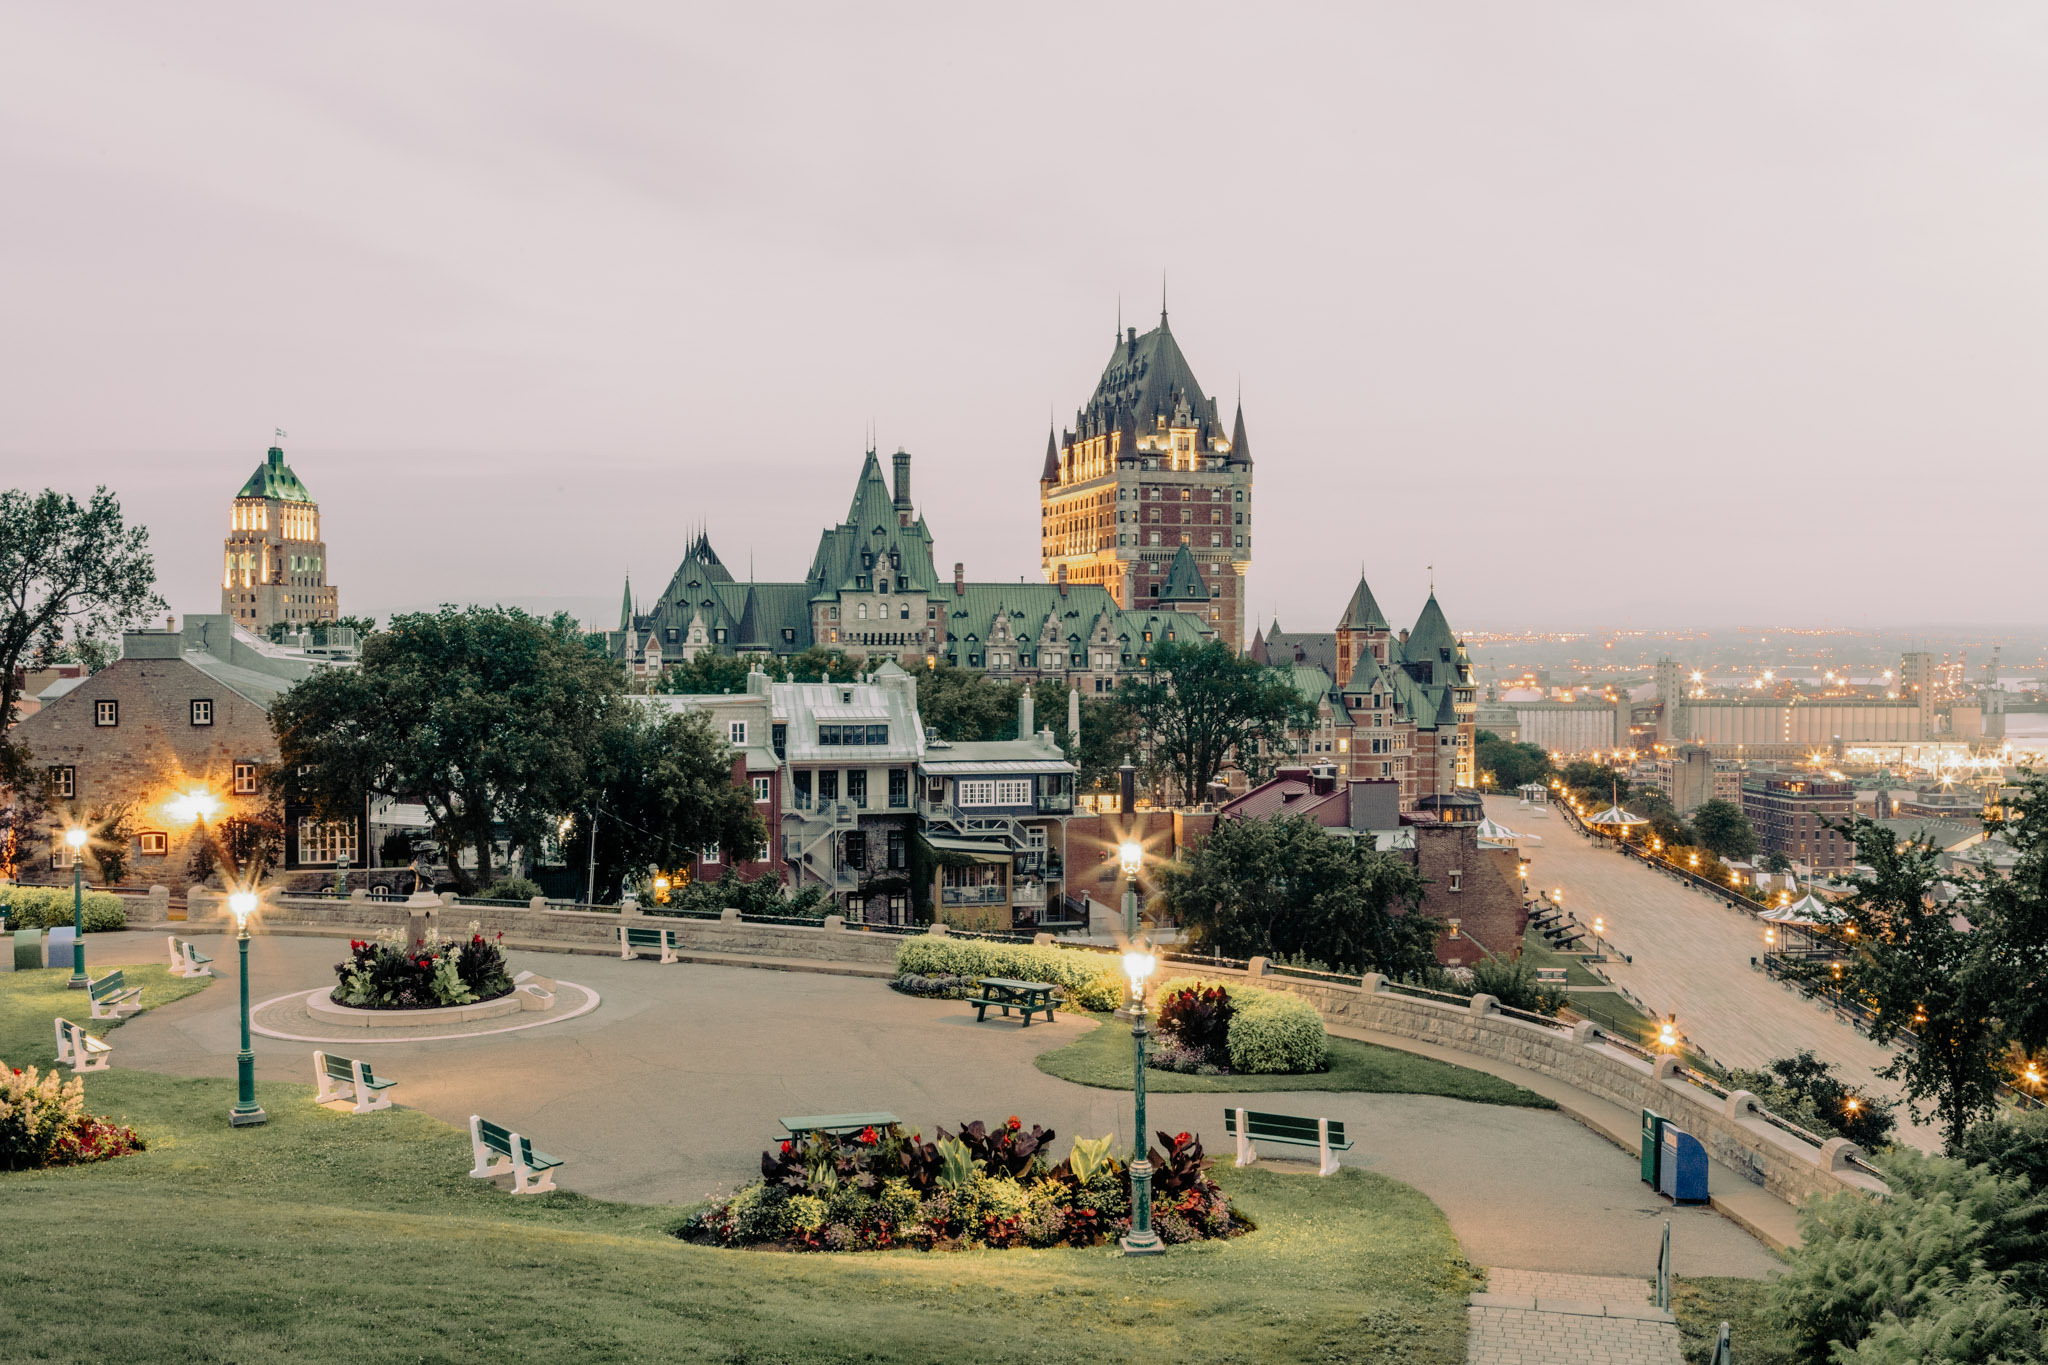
(228, 890, 267, 1127)
(1117, 839, 1164, 1256)
(65, 826, 89, 988)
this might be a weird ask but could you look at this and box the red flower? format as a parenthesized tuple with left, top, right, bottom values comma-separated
(1006, 1115, 1021, 1130)
(1174, 1131, 1191, 1147)
(779, 1141, 791, 1155)
(858, 1126, 879, 1145)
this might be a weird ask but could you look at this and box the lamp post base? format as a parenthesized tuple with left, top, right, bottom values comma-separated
(1119, 1230, 1165, 1256)
(66, 978, 88, 990)
(228, 1106, 268, 1127)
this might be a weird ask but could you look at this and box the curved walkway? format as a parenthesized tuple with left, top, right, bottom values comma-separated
(92, 929, 1780, 1279)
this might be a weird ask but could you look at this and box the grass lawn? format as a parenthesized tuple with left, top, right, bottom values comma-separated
(1516, 926, 1608, 987)
(1, 972, 1478, 1363)
(1035, 1014, 1555, 1107)
(1672, 1277, 1794, 1365)
(0, 961, 214, 1062)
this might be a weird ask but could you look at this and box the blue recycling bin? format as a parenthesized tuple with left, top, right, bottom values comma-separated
(46, 926, 77, 972)
(1658, 1123, 1709, 1204)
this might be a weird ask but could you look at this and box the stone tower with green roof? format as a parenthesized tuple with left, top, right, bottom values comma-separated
(1040, 306, 1254, 651)
(220, 443, 337, 633)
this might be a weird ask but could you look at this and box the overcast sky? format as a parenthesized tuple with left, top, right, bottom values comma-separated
(4, 3, 2045, 635)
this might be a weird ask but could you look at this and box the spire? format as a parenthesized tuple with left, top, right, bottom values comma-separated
(1158, 542, 1207, 604)
(1339, 574, 1388, 632)
(1229, 391, 1252, 466)
(619, 574, 633, 633)
(1041, 424, 1060, 482)
(1159, 270, 1168, 330)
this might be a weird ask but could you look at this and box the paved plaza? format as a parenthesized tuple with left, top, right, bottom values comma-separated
(86, 927, 1779, 1280)
(1490, 796, 1933, 1148)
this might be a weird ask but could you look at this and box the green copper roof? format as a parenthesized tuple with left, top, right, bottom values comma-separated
(237, 447, 315, 502)
(1157, 543, 1208, 602)
(1340, 575, 1388, 631)
(1403, 593, 1457, 673)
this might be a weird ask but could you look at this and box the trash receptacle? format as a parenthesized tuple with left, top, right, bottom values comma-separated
(13, 928, 43, 972)
(47, 926, 77, 972)
(1640, 1109, 1665, 1188)
(1658, 1124, 1709, 1204)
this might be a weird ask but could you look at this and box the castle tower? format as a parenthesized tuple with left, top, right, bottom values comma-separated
(1333, 573, 1390, 688)
(1040, 306, 1253, 650)
(220, 443, 337, 633)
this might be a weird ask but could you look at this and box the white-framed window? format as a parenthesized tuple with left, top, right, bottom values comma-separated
(49, 765, 75, 799)
(190, 698, 214, 726)
(957, 779, 1033, 807)
(138, 831, 168, 855)
(234, 763, 259, 794)
(729, 720, 748, 745)
(700, 844, 722, 865)
(752, 775, 771, 803)
(297, 818, 358, 866)
(1448, 870, 1463, 892)
(95, 699, 118, 727)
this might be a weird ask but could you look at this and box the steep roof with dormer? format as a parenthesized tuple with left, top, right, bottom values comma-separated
(1339, 575, 1389, 632)
(1065, 314, 1224, 454)
(806, 450, 939, 600)
(236, 446, 316, 503)
(1157, 543, 1208, 604)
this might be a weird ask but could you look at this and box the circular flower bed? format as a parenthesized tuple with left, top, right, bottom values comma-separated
(679, 1117, 1250, 1252)
(332, 927, 514, 1010)
(1, 1065, 146, 1170)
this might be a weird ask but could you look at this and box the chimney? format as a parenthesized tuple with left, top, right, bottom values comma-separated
(1018, 688, 1033, 739)
(892, 449, 912, 520)
(1056, 563, 1068, 598)
(953, 562, 965, 597)
(1119, 759, 1136, 815)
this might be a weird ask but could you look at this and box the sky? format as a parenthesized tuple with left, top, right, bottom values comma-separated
(3, 3, 2046, 635)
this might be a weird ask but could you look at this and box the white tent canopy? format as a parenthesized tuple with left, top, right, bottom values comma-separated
(1585, 804, 1648, 830)
(1476, 816, 1540, 847)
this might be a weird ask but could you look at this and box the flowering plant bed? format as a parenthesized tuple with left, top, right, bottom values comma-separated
(679, 1116, 1250, 1252)
(1, 1064, 146, 1170)
(1149, 977, 1329, 1075)
(333, 926, 514, 1009)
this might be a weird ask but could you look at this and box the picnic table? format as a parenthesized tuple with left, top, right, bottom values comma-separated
(967, 977, 1059, 1026)
(780, 1111, 901, 1140)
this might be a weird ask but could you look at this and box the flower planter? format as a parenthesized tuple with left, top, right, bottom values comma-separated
(308, 989, 523, 1029)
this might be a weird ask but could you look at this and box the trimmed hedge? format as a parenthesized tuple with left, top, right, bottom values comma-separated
(894, 938, 1122, 1012)
(1157, 976, 1329, 1074)
(0, 885, 128, 932)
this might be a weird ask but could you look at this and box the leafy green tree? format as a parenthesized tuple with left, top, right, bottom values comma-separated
(1977, 769, 2048, 1059)
(915, 661, 1019, 742)
(1558, 759, 1627, 806)
(1160, 813, 1437, 977)
(559, 707, 764, 904)
(1029, 679, 1135, 793)
(1725, 1049, 1897, 1149)
(653, 652, 762, 696)
(781, 646, 866, 682)
(1691, 798, 1760, 861)
(1120, 641, 1312, 801)
(1474, 731, 1549, 792)
(0, 487, 163, 787)
(1819, 817, 2021, 1149)
(271, 606, 622, 890)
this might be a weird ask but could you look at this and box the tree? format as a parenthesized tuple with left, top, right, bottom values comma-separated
(1726, 1049, 1898, 1150)
(1977, 769, 2048, 1059)
(1029, 679, 1134, 793)
(1475, 730, 1549, 793)
(1160, 813, 1437, 978)
(1691, 798, 1760, 861)
(1818, 817, 2020, 1150)
(653, 652, 762, 696)
(915, 661, 1018, 742)
(560, 707, 765, 904)
(271, 606, 622, 891)
(0, 487, 163, 787)
(1120, 641, 1312, 802)
(1559, 759, 1626, 806)
(781, 646, 866, 682)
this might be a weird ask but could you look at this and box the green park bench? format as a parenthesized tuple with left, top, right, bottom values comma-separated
(87, 969, 143, 1020)
(313, 1050, 399, 1115)
(1225, 1106, 1354, 1177)
(53, 1016, 113, 1072)
(468, 1116, 564, 1195)
(617, 923, 680, 963)
(966, 977, 1059, 1026)
(779, 1111, 901, 1140)
(167, 935, 214, 978)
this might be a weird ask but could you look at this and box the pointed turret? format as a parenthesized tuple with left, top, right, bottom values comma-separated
(1229, 398, 1252, 466)
(1339, 575, 1388, 632)
(619, 575, 634, 633)
(1041, 425, 1060, 482)
(1405, 593, 1458, 670)
(1158, 543, 1208, 604)
(1248, 624, 1268, 665)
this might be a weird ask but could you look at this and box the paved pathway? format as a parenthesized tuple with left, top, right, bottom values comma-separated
(1468, 1268, 1684, 1365)
(1492, 796, 1935, 1149)
(86, 929, 1780, 1278)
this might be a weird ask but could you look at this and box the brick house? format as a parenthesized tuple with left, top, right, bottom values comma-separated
(1215, 764, 1529, 968)
(5, 615, 356, 895)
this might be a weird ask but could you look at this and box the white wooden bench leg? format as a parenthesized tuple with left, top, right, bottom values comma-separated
(1235, 1107, 1255, 1167)
(54, 1018, 72, 1067)
(659, 931, 677, 964)
(1318, 1117, 1339, 1177)
(167, 936, 187, 976)
(469, 1116, 511, 1180)
(79, 1041, 111, 1073)
(618, 928, 634, 960)
(350, 1060, 390, 1115)
(313, 1051, 338, 1105)
(508, 1133, 556, 1195)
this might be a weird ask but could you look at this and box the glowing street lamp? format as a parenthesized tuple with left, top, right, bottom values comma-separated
(1120, 946, 1162, 1257)
(227, 890, 267, 1127)
(1118, 840, 1143, 939)
(1657, 1017, 1678, 1052)
(64, 827, 89, 988)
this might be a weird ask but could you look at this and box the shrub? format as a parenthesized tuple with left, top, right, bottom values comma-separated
(478, 876, 543, 902)
(1154, 975, 1329, 1074)
(1156, 983, 1235, 1059)
(1955, 1108, 2048, 1196)
(0, 884, 127, 932)
(1468, 957, 1566, 1017)
(0, 1065, 145, 1170)
(894, 938, 1122, 1012)
(1727, 1050, 1898, 1151)
(334, 928, 514, 1009)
